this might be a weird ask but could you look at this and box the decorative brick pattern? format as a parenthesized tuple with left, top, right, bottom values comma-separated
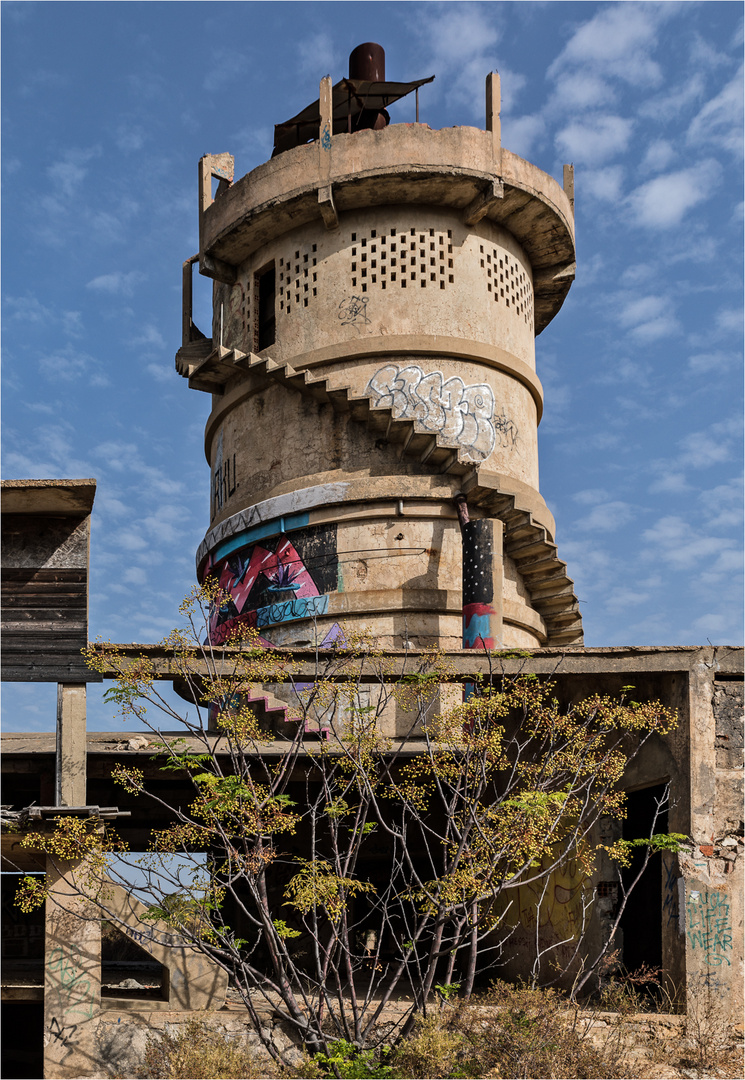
(479, 244, 534, 328)
(349, 227, 454, 293)
(279, 245, 318, 315)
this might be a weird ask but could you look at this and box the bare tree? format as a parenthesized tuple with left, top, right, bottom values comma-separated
(16, 584, 684, 1065)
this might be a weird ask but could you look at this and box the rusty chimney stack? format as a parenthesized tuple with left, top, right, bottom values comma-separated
(348, 42, 385, 82)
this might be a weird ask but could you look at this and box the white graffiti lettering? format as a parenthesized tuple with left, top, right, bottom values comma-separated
(366, 364, 515, 462)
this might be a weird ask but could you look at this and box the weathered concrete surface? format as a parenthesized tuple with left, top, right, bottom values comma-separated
(713, 678, 744, 769)
(100, 883, 228, 1013)
(44, 858, 101, 1080)
(56, 685, 86, 807)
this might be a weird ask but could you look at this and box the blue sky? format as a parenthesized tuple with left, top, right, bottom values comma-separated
(2, 1, 742, 731)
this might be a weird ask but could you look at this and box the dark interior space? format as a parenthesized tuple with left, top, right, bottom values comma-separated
(619, 782, 669, 977)
(1, 1002, 44, 1080)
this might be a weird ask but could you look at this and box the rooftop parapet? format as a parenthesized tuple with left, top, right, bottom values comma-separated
(194, 69, 575, 337)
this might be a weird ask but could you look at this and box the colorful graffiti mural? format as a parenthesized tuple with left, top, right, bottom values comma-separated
(205, 524, 338, 645)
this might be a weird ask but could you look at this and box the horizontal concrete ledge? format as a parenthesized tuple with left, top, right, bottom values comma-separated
(198, 473, 554, 570)
(504, 599, 547, 640)
(8, 643, 736, 686)
(284, 335, 544, 420)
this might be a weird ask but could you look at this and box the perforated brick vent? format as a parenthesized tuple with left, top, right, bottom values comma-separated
(278, 245, 318, 315)
(479, 245, 534, 327)
(349, 228, 454, 292)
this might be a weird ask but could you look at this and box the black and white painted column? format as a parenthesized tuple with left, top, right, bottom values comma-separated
(456, 497, 504, 650)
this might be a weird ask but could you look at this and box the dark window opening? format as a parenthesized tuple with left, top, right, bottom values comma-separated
(256, 264, 276, 351)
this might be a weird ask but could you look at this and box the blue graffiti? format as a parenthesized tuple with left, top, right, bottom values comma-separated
(256, 594, 329, 628)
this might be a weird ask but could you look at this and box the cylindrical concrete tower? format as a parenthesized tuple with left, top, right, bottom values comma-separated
(176, 50, 582, 650)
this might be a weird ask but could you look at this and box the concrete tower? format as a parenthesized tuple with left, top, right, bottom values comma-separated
(176, 47, 582, 651)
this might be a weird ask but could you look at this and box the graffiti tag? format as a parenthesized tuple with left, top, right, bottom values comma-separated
(48, 946, 95, 1020)
(338, 296, 370, 330)
(256, 594, 329, 628)
(366, 364, 511, 463)
(213, 453, 237, 515)
(663, 862, 679, 928)
(686, 889, 732, 967)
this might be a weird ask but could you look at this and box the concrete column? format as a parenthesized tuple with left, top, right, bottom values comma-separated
(563, 163, 575, 213)
(462, 518, 504, 650)
(56, 684, 86, 807)
(486, 71, 502, 170)
(43, 857, 101, 1079)
(678, 655, 743, 1024)
(318, 75, 338, 228)
(319, 74, 333, 148)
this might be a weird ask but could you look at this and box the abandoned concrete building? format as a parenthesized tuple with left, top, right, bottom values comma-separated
(2, 45, 742, 1080)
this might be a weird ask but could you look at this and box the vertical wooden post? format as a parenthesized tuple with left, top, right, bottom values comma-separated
(55, 684, 86, 807)
(44, 857, 101, 1079)
(486, 71, 502, 172)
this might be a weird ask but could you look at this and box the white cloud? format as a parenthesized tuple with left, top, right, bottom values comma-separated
(412, 2, 503, 119)
(687, 350, 737, 375)
(687, 69, 744, 155)
(582, 165, 624, 202)
(638, 72, 706, 122)
(203, 48, 251, 94)
(676, 416, 740, 470)
(605, 585, 652, 614)
(38, 345, 106, 383)
(62, 311, 83, 338)
(131, 324, 166, 350)
(689, 32, 733, 71)
(297, 33, 336, 80)
(574, 500, 634, 533)
(146, 362, 174, 383)
(626, 160, 722, 229)
(87, 271, 143, 296)
(123, 567, 148, 586)
(715, 307, 744, 335)
(115, 125, 147, 153)
(46, 147, 101, 198)
(4, 295, 53, 323)
(572, 488, 609, 506)
(699, 479, 744, 531)
(639, 139, 675, 174)
(551, 72, 615, 111)
(503, 114, 545, 159)
(647, 468, 690, 495)
(549, 3, 669, 87)
(615, 295, 680, 341)
(113, 529, 148, 552)
(555, 114, 633, 165)
(641, 515, 738, 575)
